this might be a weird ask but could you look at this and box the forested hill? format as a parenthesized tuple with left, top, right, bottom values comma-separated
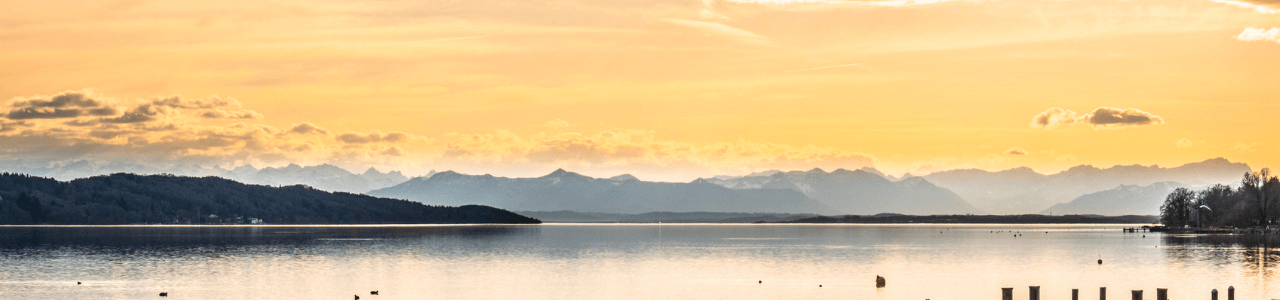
(0, 173, 540, 225)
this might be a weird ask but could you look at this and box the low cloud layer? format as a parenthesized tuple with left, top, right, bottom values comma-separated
(0, 90, 423, 170)
(1, 90, 886, 180)
(1031, 107, 1164, 129)
(1004, 147, 1028, 155)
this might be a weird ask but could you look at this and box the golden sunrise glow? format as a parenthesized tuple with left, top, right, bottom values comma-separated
(2, 0, 1278, 180)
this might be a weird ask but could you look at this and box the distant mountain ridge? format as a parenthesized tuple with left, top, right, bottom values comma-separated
(702, 168, 978, 215)
(0, 161, 416, 194)
(368, 169, 835, 214)
(922, 158, 1250, 214)
(1039, 182, 1183, 216)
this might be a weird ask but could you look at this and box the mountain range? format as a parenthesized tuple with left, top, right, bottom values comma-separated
(368, 169, 835, 214)
(0, 157, 1254, 216)
(0, 161, 417, 194)
(1038, 182, 1183, 216)
(701, 168, 979, 215)
(921, 158, 1249, 214)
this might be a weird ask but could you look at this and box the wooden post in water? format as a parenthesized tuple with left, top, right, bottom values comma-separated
(1228, 286, 1234, 300)
(1030, 286, 1040, 300)
(1072, 289, 1079, 300)
(1156, 288, 1167, 300)
(1002, 288, 1013, 300)
(1131, 290, 1142, 300)
(1100, 287, 1106, 300)
(1212, 289, 1218, 300)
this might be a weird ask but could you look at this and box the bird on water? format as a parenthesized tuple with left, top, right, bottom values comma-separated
(876, 275, 886, 288)
(159, 292, 168, 297)
(371, 291, 379, 295)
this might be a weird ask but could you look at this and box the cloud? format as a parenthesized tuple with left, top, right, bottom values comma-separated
(336, 131, 411, 144)
(1030, 107, 1077, 129)
(1233, 142, 1265, 153)
(200, 109, 264, 119)
(380, 146, 406, 157)
(979, 154, 1010, 164)
(1031, 107, 1164, 129)
(1004, 147, 1027, 155)
(150, 95, 241, 109)
(0, 90, 435, 171)
(661, 18, 773, 46)
(1079, 107, 1164, 129)
(440, 129, 877, 173)
(721, 0, 961, 7)
(544, 119, 570, 129)
(1238, 27, 1280, 42)
(783, 63, 863, 73)
(1209, 0, 1280, 14)
(287, 122, 330, 135)
(3, 90, 121, 120)
(1176, 138, 1194, 148)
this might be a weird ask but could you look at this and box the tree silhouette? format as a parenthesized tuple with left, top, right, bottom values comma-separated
(1241, 169, 1277, 226)
(1160, 187, 1194, 227)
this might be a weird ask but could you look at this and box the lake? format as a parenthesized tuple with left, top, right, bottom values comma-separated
(0, 224, 1277, 299)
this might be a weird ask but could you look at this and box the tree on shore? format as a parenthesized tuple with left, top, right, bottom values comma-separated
(1241, 169, 1277, 226)
(1160, 187, 1194, 227)
(1160, 169, 1279, 227)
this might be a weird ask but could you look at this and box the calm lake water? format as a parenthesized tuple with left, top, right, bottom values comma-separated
(0, 224, 1277, 300)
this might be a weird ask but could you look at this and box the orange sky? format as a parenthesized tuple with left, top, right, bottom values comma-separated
(1, 0, 1278, 181)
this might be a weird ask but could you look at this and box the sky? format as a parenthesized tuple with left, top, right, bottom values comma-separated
(1, 0, 1278, 181)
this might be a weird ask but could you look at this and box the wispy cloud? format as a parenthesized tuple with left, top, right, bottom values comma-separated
(1238, 27, 1280, 43)
(661, 18, 773, 46)
(783, 63, 863, 73)
(410, 36, 486, 43)
(1208, 0, 1280, 14)
(722, 0, 962, 7)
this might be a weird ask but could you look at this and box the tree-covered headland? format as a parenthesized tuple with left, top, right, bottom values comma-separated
(0, 173, 540, 225)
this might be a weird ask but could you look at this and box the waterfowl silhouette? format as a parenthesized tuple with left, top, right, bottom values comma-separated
(371, 291, 379, 295)
(876, 275, 886, 287)
(159, 292, 168, 297)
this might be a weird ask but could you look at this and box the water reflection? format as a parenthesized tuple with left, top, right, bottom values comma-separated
(0, 224, 1276, 300)
(0, 225, 538, 247)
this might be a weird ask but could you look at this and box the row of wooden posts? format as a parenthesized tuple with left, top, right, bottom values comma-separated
(1001, 286, 1236, 300)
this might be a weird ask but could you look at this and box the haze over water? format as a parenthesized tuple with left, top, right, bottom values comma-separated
(1, 224, 1276, 300)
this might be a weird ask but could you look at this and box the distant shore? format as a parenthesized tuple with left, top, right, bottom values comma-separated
(782, 214, 1158, 224)
(518, 210, 1158, 224)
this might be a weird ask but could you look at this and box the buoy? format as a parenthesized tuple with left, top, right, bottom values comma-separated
(819, 285, 823, 287)
(159, 292, 168, 297)
(77, 282, 81, 285)
(355, 295, 360, 300)
(1098, 259, 1102, 264)
(758, 280, 762, 284)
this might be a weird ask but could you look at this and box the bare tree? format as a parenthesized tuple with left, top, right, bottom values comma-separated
(1160, 187, 1195, 227)
(1241, 168, 1277, 226)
